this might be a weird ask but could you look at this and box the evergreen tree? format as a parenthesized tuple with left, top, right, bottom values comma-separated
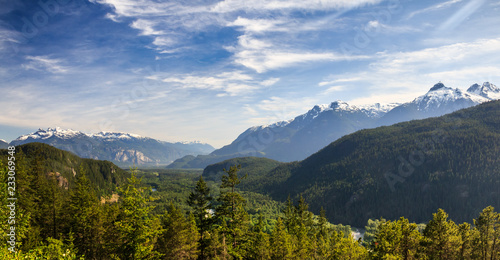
(270, 217, 293, 260)
(457, 222, 478, 260)
(330, 230, 368, 260)
(372, 217, 422, 259)
(247, 214, 270, 260)
(113, 169, 160, 259)
(67, 164, 104, 259)
(187, 176, 213, 259)
(474, 206, 500, 260)
(421, 208, 461, 259)
(157, 202, 199, 259)
(216, 165, 249, 258)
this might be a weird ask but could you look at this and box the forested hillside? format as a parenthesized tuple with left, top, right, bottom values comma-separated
(0, 142, 128, 195)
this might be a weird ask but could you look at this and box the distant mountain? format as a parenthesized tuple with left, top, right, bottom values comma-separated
(467, 82, 500, 100)
(0, 142, 128, 195)
(0, 139, 8, 149)
(10, 127, 215, 167)
(169, 82, 499, 168)
(241, 100, 500, 227)
(377, 82, 492, 125)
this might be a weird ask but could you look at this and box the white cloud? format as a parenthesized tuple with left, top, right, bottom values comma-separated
(162, 71, 277, 96)
(211, 0, 384, 13)
(373, 37, 500, 73)
(319, 77, 362, 86)
(365, 20, 421, 34)
(228, 35, 370, 73)
(260, 78, 280, 86)
(131, 19, 164, 36)
(407, 0, 463, 19)
(22, 56, 69, 73)
(228, 17, 287, 33)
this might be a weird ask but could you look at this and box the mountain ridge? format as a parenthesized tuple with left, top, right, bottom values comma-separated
(9, 127, 215, 167)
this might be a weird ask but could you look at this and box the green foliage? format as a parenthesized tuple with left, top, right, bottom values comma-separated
(473, 206, 500, 259)
(216, 165, 250, 258)
(157, 203, 200, 259)
(111, 169, 160, 259)
(421, 209, 462, 259)
(187, 176, 213, 259)
(371, 217, 422, 259)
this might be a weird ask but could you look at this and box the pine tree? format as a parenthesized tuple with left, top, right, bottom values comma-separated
(474, 206, 500, 260)
(371, 217, 422, 259)
(157, 202, 199, 259)
(187, 176, 213, 259)
(270, 217, 293, 260)
(315, 208, 331, 259)
(216, 165, 249, 258)
(113, 169, 160, 260)
(421, 208, 461, 259)
(248, 214, 270, 260)
(67, 164, 104, 259)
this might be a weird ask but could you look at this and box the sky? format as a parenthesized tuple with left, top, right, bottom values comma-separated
(1, 0, 500, 147)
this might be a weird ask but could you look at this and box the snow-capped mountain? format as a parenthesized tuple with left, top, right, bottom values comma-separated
(467, 82, 500, 100)
(0, 139, 9, 149)
(379, 82, 495, 126)
(169, 81, 499, 168)
(10, 128, 215, 166)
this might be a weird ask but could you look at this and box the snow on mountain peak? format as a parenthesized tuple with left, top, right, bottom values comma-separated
(329, 100, 350, 110)
(429, 82, 447, 92)
(14, 127, 148, 142)
(413, 82, 490, 111)
(15, 127, 83, 141)
(467, 82, 500, 100)
(92, 131, 144, 140)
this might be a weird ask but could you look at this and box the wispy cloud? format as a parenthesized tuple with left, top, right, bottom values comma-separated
(130, 19, 164, 36)
(437, 0, 487, 32)
(22, 56, 69, 73)
(226, 35, 370, 73)
(407, 0, 464, 19)
(162, 70, 278, 96)
(211, 0, 384, 13)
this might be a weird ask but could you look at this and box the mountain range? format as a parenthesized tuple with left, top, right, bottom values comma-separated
(8, 127, 215, 167)
(203, 99, 500, 227)
(169, 82, 500, 168)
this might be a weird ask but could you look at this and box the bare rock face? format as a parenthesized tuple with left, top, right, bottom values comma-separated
(114, 149, 154, 164)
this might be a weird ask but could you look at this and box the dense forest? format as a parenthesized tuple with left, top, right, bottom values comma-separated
(1, 144, 500, 259)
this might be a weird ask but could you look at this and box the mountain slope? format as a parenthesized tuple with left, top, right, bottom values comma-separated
(0, 142, 129, 195)
(170, 82, 499, 169)
(202, 157, 283, 192)
(253, 100, 500, 227)
(0, 139, 8, 149)
(10, 127, 215, 167)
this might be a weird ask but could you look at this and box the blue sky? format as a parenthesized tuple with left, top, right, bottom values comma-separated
(1, 0, 500, 147)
